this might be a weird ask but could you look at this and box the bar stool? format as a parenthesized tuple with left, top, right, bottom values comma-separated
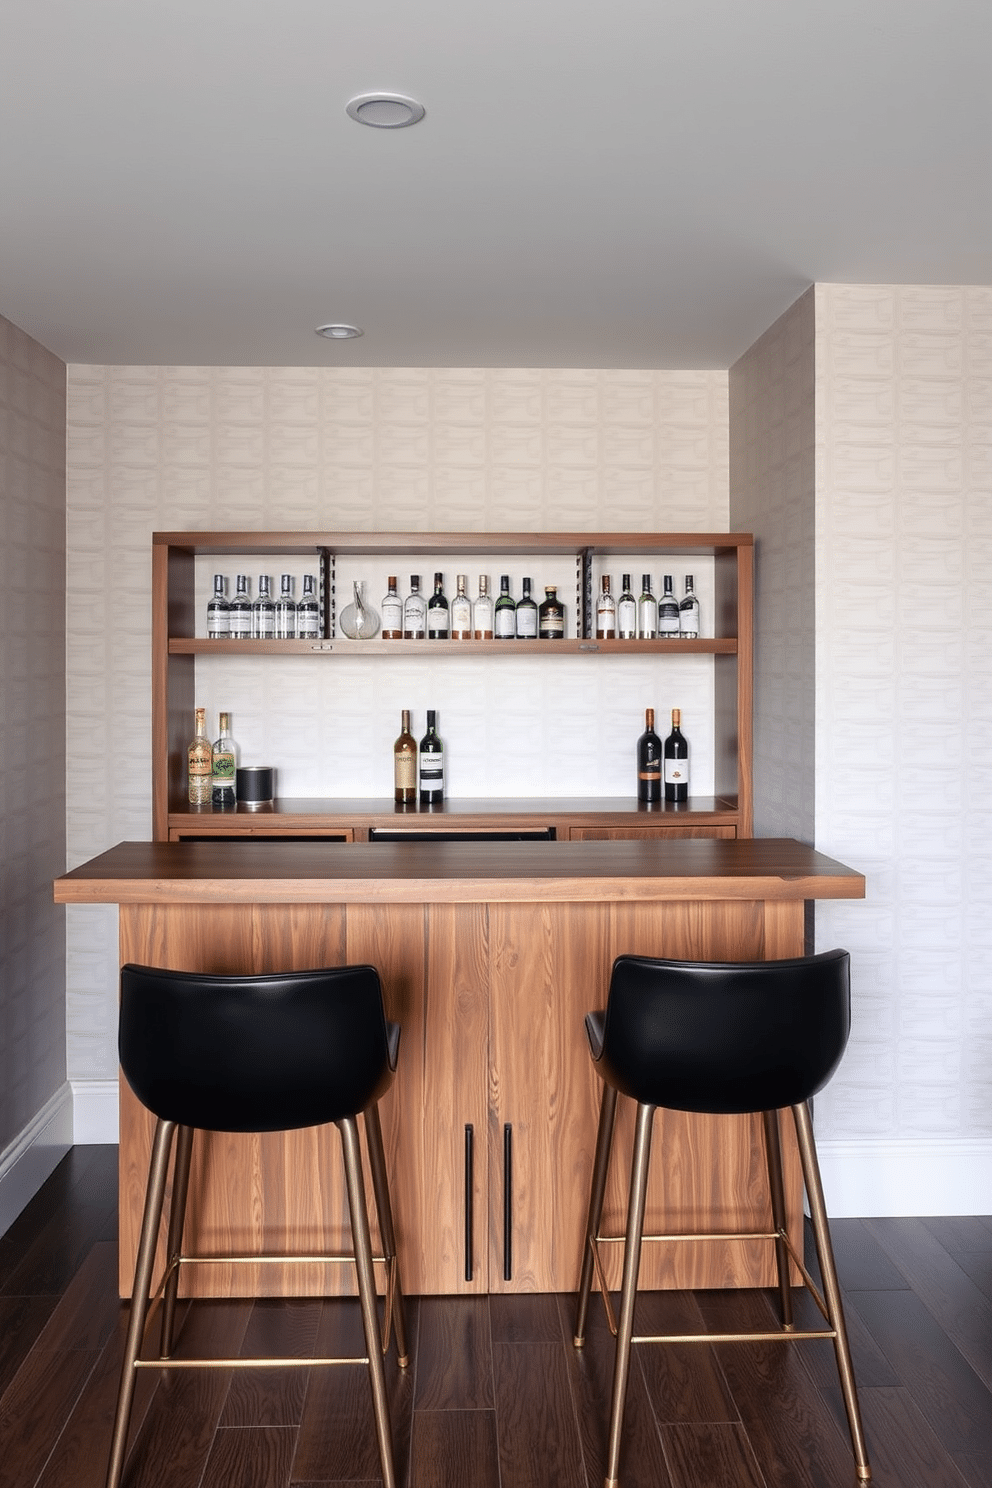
(573, 948, 871, 1486)
(107, 962, 409, 1488)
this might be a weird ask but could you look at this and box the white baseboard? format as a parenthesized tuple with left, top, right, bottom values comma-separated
(818, 1138, 992, 1217)
(70, 1079, 119, 1143)
(0, 1083, 74, 1236)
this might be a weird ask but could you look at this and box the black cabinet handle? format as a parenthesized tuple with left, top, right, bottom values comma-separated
(503, 1123, 513, 1281)
(464, 1124, 474, 1283)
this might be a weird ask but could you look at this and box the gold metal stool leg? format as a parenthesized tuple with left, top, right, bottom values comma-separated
(159, 1122, 194, 1358)
(604, 1100, 655, 1488)
(364, 1101, 409, 1368)
(762, 1107, 795, 1330)
(574, 1082, 618, 1348)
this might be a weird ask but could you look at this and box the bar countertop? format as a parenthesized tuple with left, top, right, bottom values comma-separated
(54, 837, 865, 906)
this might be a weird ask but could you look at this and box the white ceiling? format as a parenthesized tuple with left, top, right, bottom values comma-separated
(2, 0, 989, 369)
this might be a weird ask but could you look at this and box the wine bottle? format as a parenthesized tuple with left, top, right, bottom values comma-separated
(664, 708, 689, 802)
(403, 575, 426, 639)
(211, 711, 239, 808)
(427, 572, 450, 639)
(229, 574, 252, 640)
(617, 574, 637, 640)
(596, 575, 616, 639)
(679, 574, 700, 638)
(296, 574, 320, 639)
(187, 707, 212, 806)
(473, 575, 494, 639)
(252, 575, 275, 638)
(658, 574, 680, 639)
(538, 585, 565, 639)
(394, 708, 417, 803)
(637, 575, 657, 639)
(381, 575, 403, 639)
(419, 709, 444, 804)
(636, 707, 661, 803)
(275, 575, 297, 639)
(494, 575, 516, 639)
(207, 574, 230, 639)
(451, 574, 473, 640)
(516, 577, 538, 638)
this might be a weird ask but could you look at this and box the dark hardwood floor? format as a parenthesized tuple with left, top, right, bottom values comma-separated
(3, 1145, 992, 1486)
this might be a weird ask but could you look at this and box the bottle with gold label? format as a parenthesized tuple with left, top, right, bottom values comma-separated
(187, 707, 212, 806)
(211, 712, 239, 807)
(664, 708, 689, 802)
(637, 707, 661, 802)
(394, 709, 417, 804)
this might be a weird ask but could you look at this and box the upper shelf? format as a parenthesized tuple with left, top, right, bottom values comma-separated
(155, 530, 754, 557)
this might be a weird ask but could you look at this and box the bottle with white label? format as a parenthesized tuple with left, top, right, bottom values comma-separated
(637, 575, 658, 639)
(381, 576, 403, 639)
(403, 576, 426, 640)
(427, 573, 450, 639)
(296, 574, 320, 639)
(516, 578, 539, 638)
(230, 574, 253, 640)
(494, 576, 516, 639)
(617, 574, 637, 639)
(252, 575, 275, 638)
(451, 574, 473, 639)
(596, 575, 616, 639)
(419, 710, 444, 804)
(679, 575, 700, 639)
(275, 575, 296, 639)
(473, 575, 494, 639)
(207, 574, 230, 639)
(664, 708, 689, 802)
(658, 574, 681, 639)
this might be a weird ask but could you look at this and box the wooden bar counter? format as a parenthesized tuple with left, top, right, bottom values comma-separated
(55, 837, 864, 1299)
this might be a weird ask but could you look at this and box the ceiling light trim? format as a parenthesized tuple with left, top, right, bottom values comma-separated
(315, 323, 364, 340)
(346, 93, 426, 129)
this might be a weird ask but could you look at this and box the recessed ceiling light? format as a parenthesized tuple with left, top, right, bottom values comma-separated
(346, 93, 425, 129)
(315, 323, 363, 340)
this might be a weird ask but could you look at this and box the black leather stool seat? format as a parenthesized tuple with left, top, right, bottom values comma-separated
(574, 949, 871, 1487)
(106, 963, 408, 1488)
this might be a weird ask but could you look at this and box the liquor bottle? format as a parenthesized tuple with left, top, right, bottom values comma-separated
(658, 574, 680, 639)
(229, 574, 252, 640)
(494, 575, 516, 639)
(211, 711, 239, 807)
(538, 585, 565, 639)
(427, 572, 450, 639)
(419, 710, 444, 804)
(252, 575, 275, 638)
(473, 575, 494, 639)
(637, 574, 658, 640)
(297, 574, 320, 639)
(516, 578, 538, 638)
(679, 574, 700, 639)
(381, 575, 403, 639)
(403, 575, 426, 640)
(596, 575, 616, 639)
(636, 707, 662, 803)
(664, 708, 689, 802)
(207, 574, 230, 639)
(451, 574, 473, 640)
(394, 708, 417, 804)
(617, 574, 637, 640)
(187, 707, 212, 806)
(275, 575, 297, 639)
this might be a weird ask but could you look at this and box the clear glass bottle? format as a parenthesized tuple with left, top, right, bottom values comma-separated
(451, 574, 472, 640)
(275, 574, 297, 639)
(403, 575, 426, 640)
(296, 574, 320, 639)
(679, 574, 701, 639)
(637, 706, 662, 803)
(637, 574, 658, 640)
(664, 708, 689, 802)
(394, 708, 417, 804)
(494, 575, 516, 639)
(381, 575, 403, 639)
(339, 581, 380, 639)
(419, 709, 444, 804)
(252, 575, 275, 638)
(207, 574, 230, 639)
(473, 575, 494, 639)
(211, 711, 239, 807)
(229, 574, 253, 640)
(617, 574, 637, 640)
(516, 577, 538, 638)
(596, 575, 616, 640)
(187, 707, 212, 806)
(538, 585, 565, 639)
(658, 574, 681, 639)
(427, 572, 450, 639)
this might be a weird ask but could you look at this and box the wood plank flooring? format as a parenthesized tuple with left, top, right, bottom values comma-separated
(4, 1146, 992, 1486)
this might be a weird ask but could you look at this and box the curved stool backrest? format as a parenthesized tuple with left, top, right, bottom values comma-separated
(119, 962, 396, 1133)
(595, 947, 850, 1114)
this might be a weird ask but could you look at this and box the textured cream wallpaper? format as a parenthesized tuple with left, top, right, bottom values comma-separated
(813, 285, 992, 1149)
(66, 366, 729, 1082)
